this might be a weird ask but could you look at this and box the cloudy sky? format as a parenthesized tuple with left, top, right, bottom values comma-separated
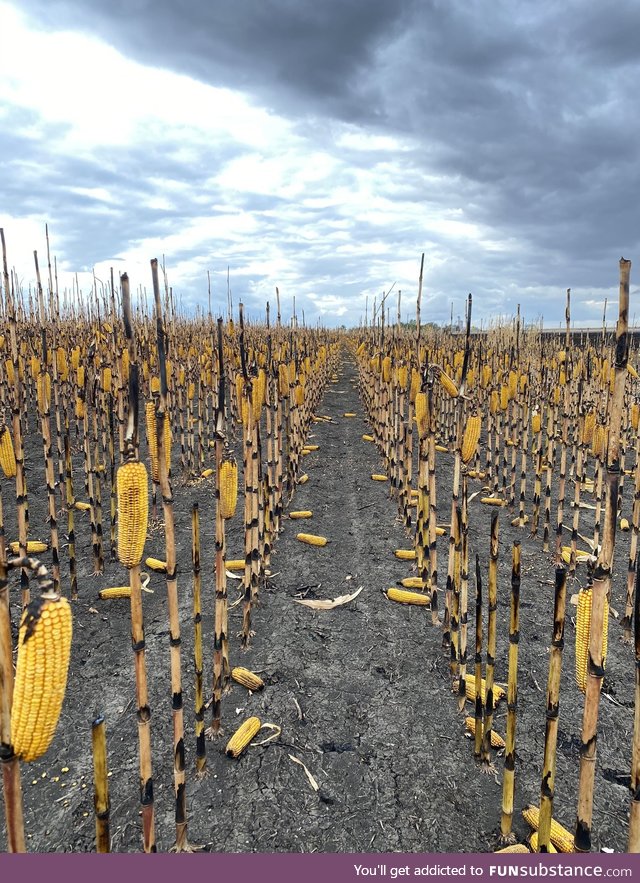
(1, 1, 638, 328)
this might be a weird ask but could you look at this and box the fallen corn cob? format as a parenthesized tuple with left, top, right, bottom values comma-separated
(371, 474, 388, 481)
(529, 832, 557, 853)
(495, 845, 530, 854)
(522, 804, 575, 853)
(394, 549, 416, 560)
(362, 434, 374, 442)
(463, 673, 506, 704)
(74, 501, 92, 511)
(296, 533, 328, 547)
(11, 592, 73, 762)
(289, 511, 313, 519)
(231, 667, 265, 691)
(145, 557, 168, 573)
(480, 497, 506, 507)
(226, 559, 245, 571)
(464, 716, 505, 749)
(225, 716, 262, 758)
(297, 474, 309, 485)
(9, 541, 48, 555)
(343, 413, 357, 417)
(385, 588, 430, 606)
(201, 468, 214, 478)
(99, 586, 132, 599)
(400, 577, 424, 589)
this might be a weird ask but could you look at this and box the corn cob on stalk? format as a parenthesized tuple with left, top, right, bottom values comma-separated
(219, 450, 238, 519)
(0, 425, 16, 478)
(522, 805, 574, 852)
(231, 667, 265, 691)
(461, 414, 481, 464)
(463, 673, 506, 703)
(296, 533, 328, 547)
(225, 716, 262, 758)
(11, 591, 73, 762)
(575, 587, 609, 693)
(145, 401, 171, 483)
(116, 460, 149, 568)
(385, 587, 430, 605)
(145, 557, 167, 573)
(436, 368, 459, 398)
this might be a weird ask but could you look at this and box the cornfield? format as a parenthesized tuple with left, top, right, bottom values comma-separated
(0, 235, 638, 854)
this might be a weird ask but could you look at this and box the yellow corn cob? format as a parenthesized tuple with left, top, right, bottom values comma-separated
(231, 667, 265, 691)
(0, 426, 17, 478)
(632, 403, 640, 431)
(102, 367, 112, 394)
(296, 533, 328, 547)
(438, 369, 458, 398)
(77, 366, 85, 388)
(495, 845, 530, 854)
(385, 588, 430, 606)
(201, 468, 214, 478)
(145, 402, 171, 483)
(116, 460, 149, 568)
(362, 434, 374, 442)
(226, 559, 245, 571)
(500, 384, 509, 410)
(576, 587, 608, 693)
(529, 832, 558, 853)
(297, 474, 309, 485)
(343, 412, 357, 418)
(381, 355, 392, 383)
(522, 805, 575, 853)
(253, 369, 266, 415)
(628, 363, 639, 379)
(397, 365, 408, 388)
(36, 372, 51, 415)
(489, 390, 499, 415)
(56, 347, 68, 380)
(75, 397, 85, 420)
(463, 673, 506, 704)
(145, 557, 167, 573)
(4, 359, 14, 385)
(289, 511, 313, 519)
(30, 355, 40, 379)
(278, 364, 289, 398)
(461, 414, 481, 464)
(559, 368, 567, 386)
(371, 474, 388, 481)
(74, 501, 91, 511)
(303, 444, 319, 451)
(295, 384, 304, 407)
(435, 444, 449, 453)
(464, 716, 505, 748)
(9, 541, 48, 555)
(121, 348, 130, 380)
(531, 411, 541, 433)
(410, 368, 420, 403)
(187, 381, 196, 401)
(99, 586, 132, 599)
(400, 577, 424, 589)
(225, 716, 262, 758)
(11, 593, 73, 762)
(582, 411, 596, 445)
(394, 549, 416, 560)
(560, 546, 592, 565)
(415, 392, 428, 437)
(467, 470, 487, 480)
(481, 497, 506, 506)
(219, 453, 238, 519)
(591, 424, 606, 458)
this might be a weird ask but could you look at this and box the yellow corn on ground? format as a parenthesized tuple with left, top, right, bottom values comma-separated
(576, 587, 608, 693)
(466, 470, 487, 479)
(400, 577, 424, 589)
(296, 533, 328, 547)
(9, 541, 49, 555)
(219, 455, 238, 519)
(201, 468, 214, 478)
(464, 716, 505, 748)
(231, 667, 265, 691)
(435, 444, 449, 453)
(481, 497, 506, 506)
(461, 414, 481, 464)
(226, 559, 245, 571)
(145, 557, 167, 573)
(0, 426, 17, 478)
(289, 511, 313, 519)
(343, 412, 357, 417)
(225, 716, 262, 758)
(74, 501, 91, 511)
(116, 461, 149, 568)
(560, 546, 592, 565)
(362, 434, 374, 442)
(529, 832, 558, 853)
(11, 594, 73, 762)
(297, 474, 309, 485)
(463, 674, 506, 704)
(582, 411, 596, 445)
(304, 444, 319, 451)
(495, 845, 530, 854)
(386, 588, 430, 606)
(620, 518, 630, 531)
(99, 586, 132, 599)
(522, 805, 574, 853)
(394, 549, 416, 560)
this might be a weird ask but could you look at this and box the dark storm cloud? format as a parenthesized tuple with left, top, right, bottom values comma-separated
(7, 0, 640, 325)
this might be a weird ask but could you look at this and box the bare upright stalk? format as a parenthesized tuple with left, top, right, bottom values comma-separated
(482, 513, 499, 766)
(91, 715, 110, 853)
(537, 566, 567, 852)
(575, 258, 631, 852)
(501, 542, 521, 839)
(628, 560, 640, 852)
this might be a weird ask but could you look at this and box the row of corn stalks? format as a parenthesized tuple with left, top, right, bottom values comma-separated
(0, 231, 342, 852)
(354, 259, 640, 852)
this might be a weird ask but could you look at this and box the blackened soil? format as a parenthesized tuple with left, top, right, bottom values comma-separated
(0, 355, 634, 853)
